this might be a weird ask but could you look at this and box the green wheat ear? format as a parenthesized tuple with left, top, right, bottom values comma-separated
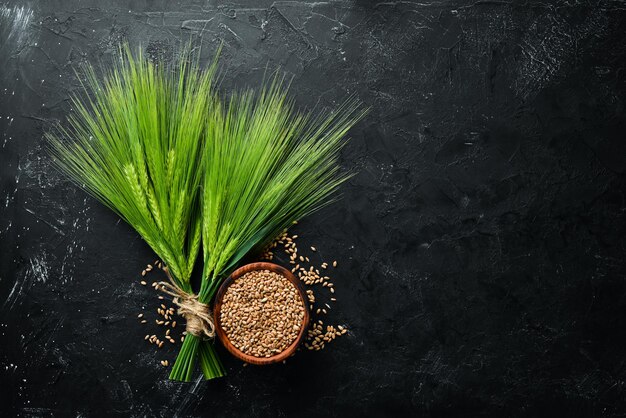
(46, 43, 220, 290)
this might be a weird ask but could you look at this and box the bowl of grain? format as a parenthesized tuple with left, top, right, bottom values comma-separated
(213, 262, 310, 365)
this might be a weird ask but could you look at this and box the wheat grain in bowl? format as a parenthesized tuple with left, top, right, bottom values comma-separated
(219, 269, 306, 358)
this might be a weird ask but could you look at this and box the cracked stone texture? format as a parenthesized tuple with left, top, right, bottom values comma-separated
(1, 1, 626, 416)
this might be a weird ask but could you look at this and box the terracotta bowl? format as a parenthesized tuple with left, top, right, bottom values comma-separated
(213, 262, 310, 365)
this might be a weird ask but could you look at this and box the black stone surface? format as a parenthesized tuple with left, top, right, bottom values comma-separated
(1, 1, 626, 416)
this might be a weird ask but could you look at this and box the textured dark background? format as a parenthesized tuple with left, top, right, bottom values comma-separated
(1, 0, 626, 416)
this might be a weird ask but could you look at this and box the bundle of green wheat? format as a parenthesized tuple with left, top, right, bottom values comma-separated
(48, 45, 366, 381)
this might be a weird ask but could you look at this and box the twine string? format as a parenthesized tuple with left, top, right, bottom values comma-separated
(156, 267, 215, 339)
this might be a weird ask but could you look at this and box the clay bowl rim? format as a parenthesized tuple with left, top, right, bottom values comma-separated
(213, 262, 310, 365)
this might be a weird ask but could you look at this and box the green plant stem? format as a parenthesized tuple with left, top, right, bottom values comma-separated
(199, 340, 224, 379)
(169, 330, 224, 381)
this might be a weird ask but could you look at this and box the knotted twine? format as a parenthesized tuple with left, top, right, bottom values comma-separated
(156, 267, 215, 339)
